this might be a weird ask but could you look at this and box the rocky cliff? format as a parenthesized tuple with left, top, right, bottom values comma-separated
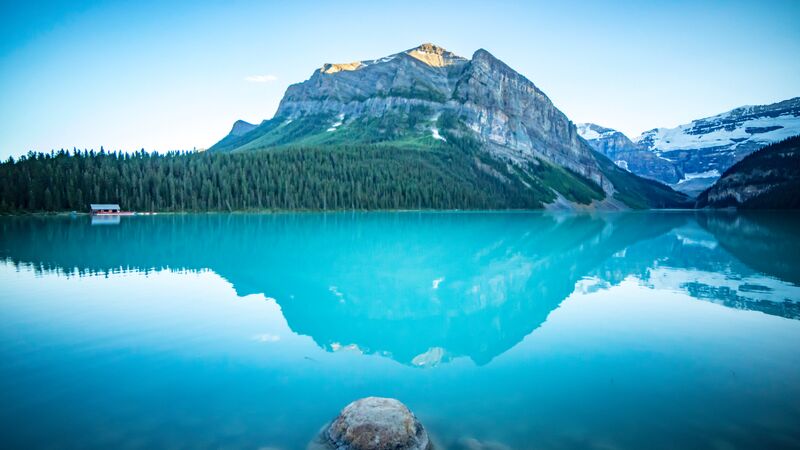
(268, 44, 606, 187)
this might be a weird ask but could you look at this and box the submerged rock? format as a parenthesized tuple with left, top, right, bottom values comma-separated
(319, 397, 431, 450)
(452, 437, 511, 450)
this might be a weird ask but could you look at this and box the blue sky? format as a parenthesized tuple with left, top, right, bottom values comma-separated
(1, 0, 798, 158)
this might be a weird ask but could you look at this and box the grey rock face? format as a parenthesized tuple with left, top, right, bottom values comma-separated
(229, 120, 257, 137)
(451, 50, 606, 189)
(276, 44, 467, 120)
(272, 44, 611, 193)
(322, 397, 430, 450)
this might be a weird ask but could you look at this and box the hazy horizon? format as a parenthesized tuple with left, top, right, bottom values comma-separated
(1, 0, 799, 158)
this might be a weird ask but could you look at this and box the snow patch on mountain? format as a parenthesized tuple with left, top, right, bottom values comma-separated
(636, 114, 800, 152)
(576, 123, 615, 141)
(326, 113, 345, 132)
(681, 170, 721, 181)
(576, 97, 800, 194)
(634, 97, 800, 153)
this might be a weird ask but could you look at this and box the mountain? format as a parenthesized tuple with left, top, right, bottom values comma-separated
(696, 135, 800, 209)
(577, 123, 684, 184)
(229, 119, 257, 136)
(577, 98, 800, 197)
(636, 98, 800, 195)
(211, 44, 689, 209)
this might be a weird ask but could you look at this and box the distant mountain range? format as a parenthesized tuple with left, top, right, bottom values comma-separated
(211, 43, 689, 209)
(575, 123, 683, 185)
(578, 97, 800, 196)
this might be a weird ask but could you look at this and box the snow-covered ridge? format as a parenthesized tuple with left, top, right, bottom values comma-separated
(576, 123, 617, 141)
(634, 97, 800, 152)
(575, 98, 800, 194)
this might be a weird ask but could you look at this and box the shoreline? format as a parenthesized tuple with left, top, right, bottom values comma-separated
(0, 207, 774, 218)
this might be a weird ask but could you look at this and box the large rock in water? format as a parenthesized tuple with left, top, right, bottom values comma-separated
(322, 397, 431, 450)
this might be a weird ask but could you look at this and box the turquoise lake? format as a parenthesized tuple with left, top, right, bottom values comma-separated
(1, 211, 800, 449)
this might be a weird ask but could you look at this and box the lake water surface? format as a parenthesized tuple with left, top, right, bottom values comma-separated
(1, 211, 799, 449)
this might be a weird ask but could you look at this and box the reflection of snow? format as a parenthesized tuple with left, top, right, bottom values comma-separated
(676, 234, 718, 250)
(574, 277, 610, 295)
(251, 333, 280, 343)
(331, 342, 362, 353)
(647, 267, 800, 304)
(412, 347, 445, 367)
(329, 286, 345, 303)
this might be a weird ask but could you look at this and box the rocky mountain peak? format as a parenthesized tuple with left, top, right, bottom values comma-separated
(468, 48, 546, 97)
(470, 48, 513, 70)
(577, 123, 616, 140)
(471, 48, 493, 60)
(407, 43, 450, 55)
(230, 120, 257, 137)
(315, 43, 466, 75)
(404, 43, 466, 67)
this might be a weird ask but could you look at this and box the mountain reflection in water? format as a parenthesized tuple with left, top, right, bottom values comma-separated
(1, 211, 798, 367)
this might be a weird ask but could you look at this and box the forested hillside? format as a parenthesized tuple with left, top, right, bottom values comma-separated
(0, 145, 606, 213)
(696, 135, 800, 209)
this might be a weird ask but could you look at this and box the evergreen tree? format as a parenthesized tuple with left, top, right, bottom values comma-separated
(0, 145, 552, 212)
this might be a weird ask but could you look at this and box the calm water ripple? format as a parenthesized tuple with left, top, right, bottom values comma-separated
(1, 211, 799, 449)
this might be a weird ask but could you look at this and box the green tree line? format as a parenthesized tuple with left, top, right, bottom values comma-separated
(0, 145, 546, 213)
